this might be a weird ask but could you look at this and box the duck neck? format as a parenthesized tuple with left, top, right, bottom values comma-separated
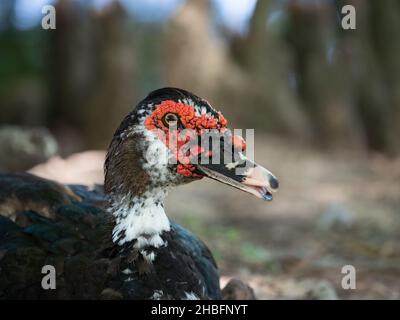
(110, 187, 170, 250)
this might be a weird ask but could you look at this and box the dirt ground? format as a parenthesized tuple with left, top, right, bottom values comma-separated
(167, 135, 400, 299)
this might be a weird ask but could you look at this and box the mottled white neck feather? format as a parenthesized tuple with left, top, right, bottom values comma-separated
(110, 189, 170, 248)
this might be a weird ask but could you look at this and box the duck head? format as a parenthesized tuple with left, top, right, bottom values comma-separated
(105, 88, 278, 250)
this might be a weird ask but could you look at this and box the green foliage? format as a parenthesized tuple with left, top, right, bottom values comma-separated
(0, 27, 47, 86)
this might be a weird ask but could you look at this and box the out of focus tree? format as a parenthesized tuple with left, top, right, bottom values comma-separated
(344, 0, 400, 155)
(231, 0, 400, 154)
(0, 0, 399, 156)
(162, 0, 248, 128)
(284, 0, 366, 150)
(230, 0, 313, 140)
(0, 1, 47, 127)
(48, 0, 137, 151)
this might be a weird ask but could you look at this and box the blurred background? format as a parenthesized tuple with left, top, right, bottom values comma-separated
(1, 0, 400, 299)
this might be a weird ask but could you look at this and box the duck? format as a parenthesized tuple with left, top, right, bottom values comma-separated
(0, 87, 278, 300)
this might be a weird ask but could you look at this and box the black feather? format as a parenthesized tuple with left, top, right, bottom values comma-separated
(0, 173, 222, 299)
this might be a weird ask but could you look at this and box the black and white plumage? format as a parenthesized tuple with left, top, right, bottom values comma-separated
(0, 88, 278, 299)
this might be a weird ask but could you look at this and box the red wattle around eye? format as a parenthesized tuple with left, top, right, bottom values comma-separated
(145, 100, 228, 132)
(144, 100, 227, 178)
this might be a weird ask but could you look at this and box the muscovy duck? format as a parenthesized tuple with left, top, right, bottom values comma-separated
(0, 88, 278, 299)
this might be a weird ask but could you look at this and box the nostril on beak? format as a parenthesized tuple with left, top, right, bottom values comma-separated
(269, 176, 279, 190)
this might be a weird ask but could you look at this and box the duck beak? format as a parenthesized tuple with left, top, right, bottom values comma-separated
(196, 151, 279, 201)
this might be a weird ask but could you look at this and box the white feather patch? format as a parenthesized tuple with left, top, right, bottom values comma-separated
(183, 292, 200, 300)
(110, 189, 170, 248)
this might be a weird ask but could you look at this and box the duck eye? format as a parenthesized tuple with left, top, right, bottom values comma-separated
(163, 113, 179, 127)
